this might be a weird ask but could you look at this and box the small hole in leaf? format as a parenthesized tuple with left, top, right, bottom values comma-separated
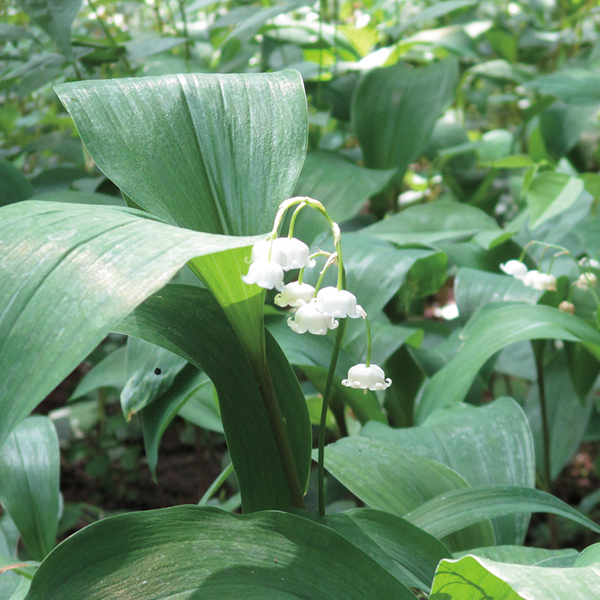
(154, 368, 162, 375)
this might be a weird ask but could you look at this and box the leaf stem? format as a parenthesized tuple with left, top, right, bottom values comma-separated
(534, 342, 559, 548)
(88, 0, 135, 77)
(198, 462, 234, 506)
(258, 358, 306, 510)
(318, 318, 347, 517)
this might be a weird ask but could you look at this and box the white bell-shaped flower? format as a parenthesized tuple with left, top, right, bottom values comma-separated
(242, 259, 285, 291)
(342, 363, 392, 391)
(276, 237, 316, 271)
(314, 286, 365, 319)
(500, 260, 528, 280)
(574, 272, 597, 290)
(522, 270, 556, 291)
(274, 281, 315, 307)
(287, 302, 338, 335)
(250, 239, 287, 266)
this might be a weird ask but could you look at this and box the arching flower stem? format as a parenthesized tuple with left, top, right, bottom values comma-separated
(288, 202, 307, 239)
(365, 314, 372, 367)
(318, 315, 347, 517)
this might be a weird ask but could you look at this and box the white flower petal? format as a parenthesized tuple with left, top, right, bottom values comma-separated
(286, 302, 338, 335)
(274, 281, 315, 307)
(341, 363, 391, 391)
(500, 260, 528, 280)
(242, 260, 285, 291)
(275, 237, 316, 271)
(314, 286, 364, 318)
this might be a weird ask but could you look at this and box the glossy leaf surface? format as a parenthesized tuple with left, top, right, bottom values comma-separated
(363, 398, 535, 545)
(322, 436, 495, 550)
(0, 201, 258, 448)
(406, 485, 600, 539)
(431, 554, 600, 599)
(25, 506, 417, 600)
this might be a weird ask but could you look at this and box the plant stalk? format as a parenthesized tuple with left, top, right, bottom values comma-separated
(318, 318, 347, 516)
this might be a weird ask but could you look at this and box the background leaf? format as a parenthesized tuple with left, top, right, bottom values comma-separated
(16, 0, 82, 57)
(322, 436, 495, 551)
(0, 417, 59, 561)
(416, 303, 600, 422)
(363, 398, 536, 544)
(352, 59, 459, 178)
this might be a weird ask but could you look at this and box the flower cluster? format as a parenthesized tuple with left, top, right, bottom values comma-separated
(242, 237, 315, 292)
(500, 260, 557, 291)
(241, 197, 391, 392)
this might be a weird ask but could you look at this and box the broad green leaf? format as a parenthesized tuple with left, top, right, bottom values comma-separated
(574, 542, 600, 567)
(526, 171, 584, 230)
(0, 417, 59, 560)
(322, 509, 451, 592)
(416, 303, 600, 423)
(55, 71, 306, 237)
(118, 284, 311, 513)
(455, 545, 578, 568)
(15, 0, 81, 57)
(25, 506, 417, 600)
(524, 69, 600, 105)
(365, 201, 499, 246)
(405, 485, 600, 539)
(0, 161, 32, 206)
(55, 71, 308, 366)
(120, 337, 187, 419)
(352, 60, 459, 178)
(70, 346, 127, 399)
(140, 367, 220, 478)
(322, 436, 495, 551)
(363, 398, 536, 545)
(540, 102, 598, 161)
(430, 554, 600, 600)
(454, 267, 543, 324)
(0, 201, 258, 448)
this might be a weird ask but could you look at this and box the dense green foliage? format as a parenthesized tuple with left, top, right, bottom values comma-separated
(2, 0, 600, 598)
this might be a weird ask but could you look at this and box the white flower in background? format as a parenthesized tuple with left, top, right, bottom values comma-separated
(274, 282, 315, 307)
(558, 301, 575, 314)
(242, 260, 285, 291)
(579, 257, 600, 270)
(574, 272, 597, 290)
(500, 260, 528, 280)
(342, 363, 392, 391)
(287, 302, 338, 335)
(314, 286, 366, 319)
(522, 270, 557, 291)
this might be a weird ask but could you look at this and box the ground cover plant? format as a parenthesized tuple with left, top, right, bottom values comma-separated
(3, 0, 600, 598)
